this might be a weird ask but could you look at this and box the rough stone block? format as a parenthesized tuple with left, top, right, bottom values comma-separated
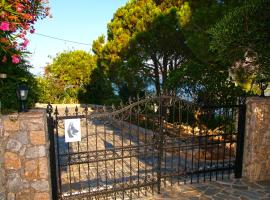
(33, 192, 50, 200)
(16, 191, 31, 200)
(14, 131, 28, 145)
(25, 146, 46, 159)
(7, 193, 14, 200)
(6, 139, 22, 152)
(0, 193, 5, 200)
(38, 158, 48, 179)
(3, 118, 19, 132)
(31, 181, 49, 192)
(19, 146, 26, 156)
(26, 118, 45, 131)
(24, 160, 38, 180)
(7, 173, 22, 192)
(30, 131, 46, 145)
(4, 152, 21, 170)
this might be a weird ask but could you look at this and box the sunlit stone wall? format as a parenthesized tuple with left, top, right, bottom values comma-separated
(243, 97, 270, 181)
(0, 110, 51, 200)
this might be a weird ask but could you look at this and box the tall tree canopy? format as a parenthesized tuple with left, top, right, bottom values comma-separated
(209, 0, 270, 91)
(39, 50, 96, 103)
(94, 0, 192, 97)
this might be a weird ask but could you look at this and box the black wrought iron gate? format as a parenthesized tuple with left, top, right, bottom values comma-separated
(47, 96, 246, 200)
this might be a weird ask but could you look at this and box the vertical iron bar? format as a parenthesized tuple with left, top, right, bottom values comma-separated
(228, 108, 234, 178)
(95, 123, 99, 191)
(137, 102, 140, 198)
(234, 105, 246, 178)
(184, 136, 188, 184)
(121, 111, 125, 199)
(203, 128, 208, 182)
(129, 107, 133, 199)
(85, 108, 91, 195)
(216, 108, 221, 181)
(47, 105, 58, 200)
(54, 107, 62, 198)
(104, 120, 108, 197)
(144, 103, 147, 197)
(222, 107, 228, 180)
(157, 95, 163, 194)
(210, 109, 214, 181)
(64, 107, 72, 197)
(191, 123, 195, 184)
(112, 116, 116, 192)
(75, 107, 82, 194)
(178, 102, 182, 185)
(197, 113, 202, 183)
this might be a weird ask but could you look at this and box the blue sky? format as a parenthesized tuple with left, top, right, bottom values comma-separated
(27, 0, 128, 75)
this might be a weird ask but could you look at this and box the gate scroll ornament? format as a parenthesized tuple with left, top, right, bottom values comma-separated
(47, 95, 245, 200)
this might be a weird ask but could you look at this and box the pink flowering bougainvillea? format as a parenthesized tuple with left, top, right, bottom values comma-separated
(0, 0, 50, 64)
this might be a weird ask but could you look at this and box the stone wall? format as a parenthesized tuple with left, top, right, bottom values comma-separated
(0, 110, 51, 200)
(243, 97, 270, 181)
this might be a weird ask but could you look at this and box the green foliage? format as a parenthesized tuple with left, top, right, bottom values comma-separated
(38, 50, 96, 103)
(209, 0, 270, 88)
(78, 67, 118, 105)
(0, 61, 38, 113)
(94, 0, 193, 96)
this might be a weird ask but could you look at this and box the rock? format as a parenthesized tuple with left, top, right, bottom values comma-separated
(14, 131, 28, 145)
(20, 117, 44, 131)
(19, 146, 26, 156)
(4, 152, 21, 170)
(7, 173, 22, 192)
(25, 146, 46, 159)
(0, 193, 5, 200)
(7, 193, 14, 200)
(29, 131, 46, 145)
(6, 139, 22, 152)
(16, 191, 31, 200)
(38, 158, 48, 179)
(3, 118, 19, 132)
(33, 192, 50, 200)
(24, 160, 38, 180)
(31, 181, 49, 192)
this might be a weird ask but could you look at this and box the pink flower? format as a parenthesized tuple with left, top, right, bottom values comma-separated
(21, 39, 29, 48)
(11, 55, 20, 64)
(30, 28, 35, 34)
(16, 3, 24, 13)
(0, 21, 10, 31)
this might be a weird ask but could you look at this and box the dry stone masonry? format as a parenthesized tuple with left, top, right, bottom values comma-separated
(243, 97, 270, 181)
(0, 110, 51, 200)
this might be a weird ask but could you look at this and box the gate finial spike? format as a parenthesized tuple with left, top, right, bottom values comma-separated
(75, 105, 79, 115)
(54, 106, 59, 116)
(65, 106, 69, 116)
(84, 106, 88, 114)
(46, 103, 53, 116)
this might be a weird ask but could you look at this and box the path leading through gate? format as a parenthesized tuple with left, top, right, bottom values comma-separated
(47, 95, 246, 200)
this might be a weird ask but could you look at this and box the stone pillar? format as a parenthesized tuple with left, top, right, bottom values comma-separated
(243, 97, 270, 181)
(0, 109, 51, 200)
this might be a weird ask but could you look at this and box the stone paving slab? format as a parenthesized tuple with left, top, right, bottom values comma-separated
(142, 179, 270, 200)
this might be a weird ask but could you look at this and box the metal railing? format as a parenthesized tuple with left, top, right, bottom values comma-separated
(47, 95, 246, 200)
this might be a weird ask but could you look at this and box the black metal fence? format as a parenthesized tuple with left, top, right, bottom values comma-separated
(47, 95, 246, 200)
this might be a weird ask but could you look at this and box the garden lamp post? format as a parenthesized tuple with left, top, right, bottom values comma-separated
(258, 79, 268, 97)
(16, 85, 29, 112)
